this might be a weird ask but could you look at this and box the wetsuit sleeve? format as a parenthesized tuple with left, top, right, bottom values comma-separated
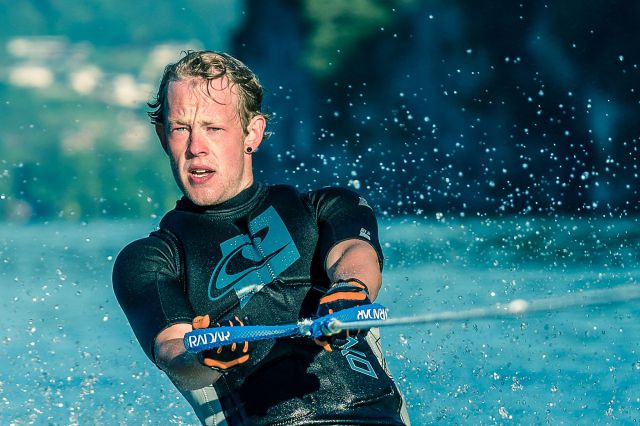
(307, 187, 384, 270)
(112, 234, 195, 363)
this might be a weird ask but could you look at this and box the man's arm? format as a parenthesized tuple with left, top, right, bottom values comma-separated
(309, 187, 385, 301)
(325, 239, 382, 300)
(113, 236, 219, 390)
(154, 324, 221, 390)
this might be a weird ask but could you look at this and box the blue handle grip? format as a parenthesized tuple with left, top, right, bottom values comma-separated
(184, 323, 299, 353)
(183, 303, 388, 353)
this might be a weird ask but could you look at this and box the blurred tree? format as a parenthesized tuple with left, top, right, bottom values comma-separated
(301, 0, 404, 78)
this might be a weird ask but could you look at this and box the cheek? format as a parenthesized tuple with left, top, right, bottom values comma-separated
(168, 142, 185, 162)
(221, 145, 244, 163)
(168, 152, 180, 169)
(167, 133, 188, 151)
(168, 150, 184, 173)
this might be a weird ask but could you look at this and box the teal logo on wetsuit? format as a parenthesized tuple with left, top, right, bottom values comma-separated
(208, 206, 301, 308)
(341, 337, 378, 379)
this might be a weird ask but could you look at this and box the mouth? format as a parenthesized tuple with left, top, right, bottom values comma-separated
(188, 166, 215, 183)
(190, 168, 214, 176)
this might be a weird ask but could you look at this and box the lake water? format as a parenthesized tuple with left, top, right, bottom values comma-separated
(1, 217, 639, 425)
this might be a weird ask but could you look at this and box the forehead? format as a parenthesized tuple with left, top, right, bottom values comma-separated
(166, 77, 238, 113)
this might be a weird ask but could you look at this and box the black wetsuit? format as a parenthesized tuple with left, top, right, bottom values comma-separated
(113, 183, 408, 425)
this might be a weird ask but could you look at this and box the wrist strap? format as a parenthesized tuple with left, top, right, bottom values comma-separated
(331, 278, 370, 294)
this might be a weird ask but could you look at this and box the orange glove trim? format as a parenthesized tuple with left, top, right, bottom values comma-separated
(314, 339, 333, 353)
(203, 354, 250, 370)
(320, 291, 368, 305)
(192, 314, 212, 329)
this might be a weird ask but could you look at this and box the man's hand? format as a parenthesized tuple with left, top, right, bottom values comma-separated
(315, 279, 372, 351)
(192, 315, 252, 371)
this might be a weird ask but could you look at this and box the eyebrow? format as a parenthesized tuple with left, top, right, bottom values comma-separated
(167, 119, 223, 127)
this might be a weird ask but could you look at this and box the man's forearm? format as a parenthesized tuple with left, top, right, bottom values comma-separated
(325, 239, 382, 300)
(155, 338, 221, 390)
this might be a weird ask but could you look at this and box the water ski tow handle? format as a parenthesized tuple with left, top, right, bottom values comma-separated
(184, 284, 640, 353)
(183, 304, 388, 353)
(183, 323, 301, 353)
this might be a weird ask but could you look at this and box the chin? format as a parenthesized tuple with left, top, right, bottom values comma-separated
(185, 189, 225, 207)
(187, 194, 216, 207)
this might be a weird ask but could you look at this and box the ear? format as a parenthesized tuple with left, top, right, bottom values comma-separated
(244, 115, 266, 152)
(155, 123, 168, 154)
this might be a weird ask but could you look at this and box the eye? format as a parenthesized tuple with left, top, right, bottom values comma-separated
(207, 127, 222, 132)
(171, 127, 188, 133)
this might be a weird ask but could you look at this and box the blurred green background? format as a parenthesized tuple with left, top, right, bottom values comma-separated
(1, 0, 638, 222)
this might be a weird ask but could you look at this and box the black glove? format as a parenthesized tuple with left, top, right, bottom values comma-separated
(191, 315, 251, 371)
(315, 279, 372, 351)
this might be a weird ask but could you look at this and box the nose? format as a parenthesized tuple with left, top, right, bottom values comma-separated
(188, 129, 209, 157)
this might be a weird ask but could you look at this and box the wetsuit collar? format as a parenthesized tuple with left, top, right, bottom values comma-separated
(176, 182, 264, 215)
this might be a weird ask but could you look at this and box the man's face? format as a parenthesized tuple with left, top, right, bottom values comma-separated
(158, 77, 262, 206)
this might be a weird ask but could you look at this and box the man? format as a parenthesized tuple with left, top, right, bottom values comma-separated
(113, 50, 409, 425)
